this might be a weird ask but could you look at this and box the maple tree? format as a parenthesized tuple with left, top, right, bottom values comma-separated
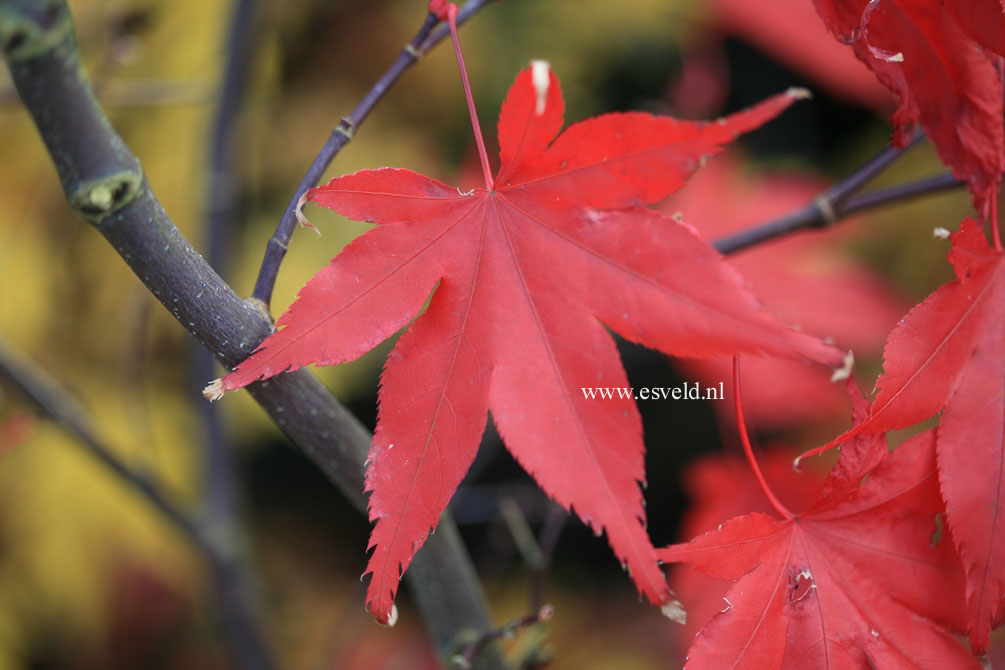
(6, 0, 1005, 666)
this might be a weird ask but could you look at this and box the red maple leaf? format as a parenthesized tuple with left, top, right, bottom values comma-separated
(669, 445, 826, 647)
(659, 422, 975, 668)
(811, 0, 1005, 212)
(802, 218, 1005, 651)
(710, 0, 892, 109)
(208, 65, 843, 623)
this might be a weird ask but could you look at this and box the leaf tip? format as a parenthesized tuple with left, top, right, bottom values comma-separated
(203, 378, 225, 401)
(530, 59, 551, 116)
(661, 599, 687, 625)
(369, 600, 399, 628)
(830, 350, 854, 382)
(384, 603, 399, 628)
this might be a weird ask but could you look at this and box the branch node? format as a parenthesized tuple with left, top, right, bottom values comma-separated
(403, 42, 422, 60)
(69, 170, 143, 223)
(0, 2, 73, 62)
(243, 297, 273, 323)
(814, 193, 837, 225)
(335, 117, 355, 140)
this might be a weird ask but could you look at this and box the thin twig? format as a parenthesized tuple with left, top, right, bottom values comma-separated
(713, 133, 967, 255)
(250, 0, 498, 308)
(0, 336, 281, 670)
(822, 130, 925, 209)
(530, 504, 567, 612)
(714, 171, 966, 254)
(450, 606, 555, 670)
(0, 336, 204, 546)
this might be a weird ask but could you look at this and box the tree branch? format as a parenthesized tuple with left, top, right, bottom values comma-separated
(0, 336, 274, 670)
(713, 133, 966, 255)
(714, 171, 965, 254)
(0, 2, 502, 667)
(250, 0, 498, 309)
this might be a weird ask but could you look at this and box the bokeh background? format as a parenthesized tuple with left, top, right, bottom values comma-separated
(0, 0, 990, 668)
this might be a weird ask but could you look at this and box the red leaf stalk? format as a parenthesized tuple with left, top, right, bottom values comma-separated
(733, 356, 793, 520)
(445, 3, 494, 190)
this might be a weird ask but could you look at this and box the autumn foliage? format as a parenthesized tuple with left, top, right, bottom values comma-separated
(205, 0, 1005, 665)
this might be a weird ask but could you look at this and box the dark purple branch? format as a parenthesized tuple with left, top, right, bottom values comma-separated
(713, 128, 966, 257)
(841, 172, 965, 216)
(714, 171, 966, 255)
(531, 504, 567, 612)
(453, 606, 555, 668)
(250, 0, 497, 308)
(821, 130, 924, 208)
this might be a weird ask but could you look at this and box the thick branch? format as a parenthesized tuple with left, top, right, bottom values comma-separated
(0, 3, 501, 667)
(251, 0, 498, 308)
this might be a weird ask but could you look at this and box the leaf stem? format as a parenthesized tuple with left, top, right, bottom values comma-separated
(445, 3, 493, 190)
(249, 0, 498, 309)
(733, 357, 793, 520)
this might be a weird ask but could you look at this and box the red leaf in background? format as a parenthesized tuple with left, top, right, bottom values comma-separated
(0, 411, 33, 457)
(710, 0, 892, 109)
(663, 157, 906, 426)
(660, 427, 975, 669)
(812, 218, 1005, 650)
(812, 0, 1005, 212)
(209, 66, 844, 623)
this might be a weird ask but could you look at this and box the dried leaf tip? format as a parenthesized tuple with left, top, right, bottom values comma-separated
(785, 87, 812, 100)
(203, 378, 225, 401)
(295, 191, 321, 236)
(661, 599, 687, 625)
(377, 604, 399, 628)
(830, 350, 854, 382)
(531, 59, 551, 115)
